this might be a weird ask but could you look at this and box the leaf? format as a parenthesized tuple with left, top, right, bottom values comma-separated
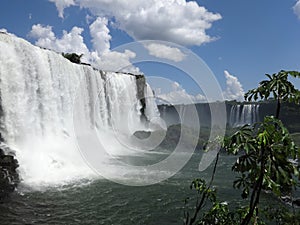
(241, 187, 249, 199)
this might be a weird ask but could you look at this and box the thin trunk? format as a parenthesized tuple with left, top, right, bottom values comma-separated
(241, 147, 266, 225)
(186, 153, 220, 225)
(275, 98, 281, 119)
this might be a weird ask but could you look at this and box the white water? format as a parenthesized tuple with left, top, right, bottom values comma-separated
(0, 33, 160, 187)
(229, 104, 260, 127)
(144, 84, 166, 130)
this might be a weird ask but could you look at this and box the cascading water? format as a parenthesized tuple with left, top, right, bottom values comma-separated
(0, 33, 159, 187)
(143, 84, 166, 130)
(229, 104, 260, 127)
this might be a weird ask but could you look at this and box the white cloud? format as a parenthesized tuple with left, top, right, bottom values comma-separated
(88, 17, 139, 73)
(89, 17, 111, 54)
(223, 70, 244, 101)
(155, 81, 206, 105)
(49, 0, 75, 18)
(145, 43, 186, 62)
(29, 20, 139, 73)
(29, 24, 55, 41)
(149, 71, 245, 105)
(90, 49, 139, 73)
(29, 24, 90, 58)
(293, 0, 300, 19)
(49, 0, 221, 46)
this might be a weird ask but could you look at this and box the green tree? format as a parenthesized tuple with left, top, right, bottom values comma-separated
(245, 70, 300, 119)
(185, 118, 299, 225)
(185, 70, 300, 225)
(223, 117, 299, 225)
(184, 153, 220, 225)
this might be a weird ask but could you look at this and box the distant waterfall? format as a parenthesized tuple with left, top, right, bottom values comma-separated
(0, 33, 160, 186)
(229, 104, 260, 127)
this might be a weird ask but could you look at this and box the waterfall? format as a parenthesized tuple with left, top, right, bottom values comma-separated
(229, 104, 260, 127)
(143, 84, 167, 130)
(0, 33, 159, 187)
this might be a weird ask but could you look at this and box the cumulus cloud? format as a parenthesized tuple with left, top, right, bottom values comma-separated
(293, 0, 300, 19)
(88, 17, 139, 73)
(148, 70, 245, 105)
(223, 70, 244, 101)
(29, 24, 55, 41)
(29, 24, 90, 58)
(49, 0, 75, 18)
(89, 17, 111, 54)
(29, 19, 139, 73)
(145, 43, 186, 62)
(49, 0, 221, 46)
(90, 49, 138, 73)
(155, 81, 206, 105)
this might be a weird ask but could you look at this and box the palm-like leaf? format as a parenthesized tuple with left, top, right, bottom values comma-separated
(245, 70, 300, 102)
(244, 70, 300, 118)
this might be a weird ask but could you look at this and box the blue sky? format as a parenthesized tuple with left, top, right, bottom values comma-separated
(1, 0, 300, 103)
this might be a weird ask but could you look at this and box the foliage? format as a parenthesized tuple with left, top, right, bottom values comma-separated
(291, 133, 300, 146)
(62, 53, 83, 64)
(185, 70, 300, 225)
(245, 70, 300, 118)
(184, 153, 220, 225)
(224, 116, 299, 196)
(224, 116, 299, 224)
(261, 206, 300, 225)
(184, 179, 247, 225)
(184, 117, 299, 225)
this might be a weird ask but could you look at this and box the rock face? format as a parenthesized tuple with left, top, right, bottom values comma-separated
(0, 143, 19, 201)
(135, 75, 147, 121)
(159, 101, 300, 132)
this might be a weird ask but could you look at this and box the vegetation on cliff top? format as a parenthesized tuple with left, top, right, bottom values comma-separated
(62, 53, 84, 64)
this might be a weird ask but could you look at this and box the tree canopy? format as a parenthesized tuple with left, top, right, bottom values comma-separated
(245, 70, 300, 118)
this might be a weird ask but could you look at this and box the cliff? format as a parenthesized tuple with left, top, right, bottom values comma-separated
(158, 101, 300, 132)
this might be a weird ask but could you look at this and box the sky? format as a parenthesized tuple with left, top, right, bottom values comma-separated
(1, 0, 300, 104)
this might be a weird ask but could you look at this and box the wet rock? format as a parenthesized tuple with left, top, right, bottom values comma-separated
(0, 143, 19, 201)
(135, 75, 147, 121)
(134, 131, 151, 139)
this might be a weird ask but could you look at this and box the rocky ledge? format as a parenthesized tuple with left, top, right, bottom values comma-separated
(0, 143, 19, 201)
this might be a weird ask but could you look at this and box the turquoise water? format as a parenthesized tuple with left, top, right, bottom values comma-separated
(0, 153, 286, 224)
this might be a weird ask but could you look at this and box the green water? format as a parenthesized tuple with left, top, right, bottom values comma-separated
(0, 153, 287, 224)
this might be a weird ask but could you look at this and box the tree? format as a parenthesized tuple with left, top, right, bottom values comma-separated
(184, 152, 220, 225)
(245, 70, 300, 119)
(185, 70, 300, 225)
(185, 118, 299, 225)
(223, 117, 299, 225)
